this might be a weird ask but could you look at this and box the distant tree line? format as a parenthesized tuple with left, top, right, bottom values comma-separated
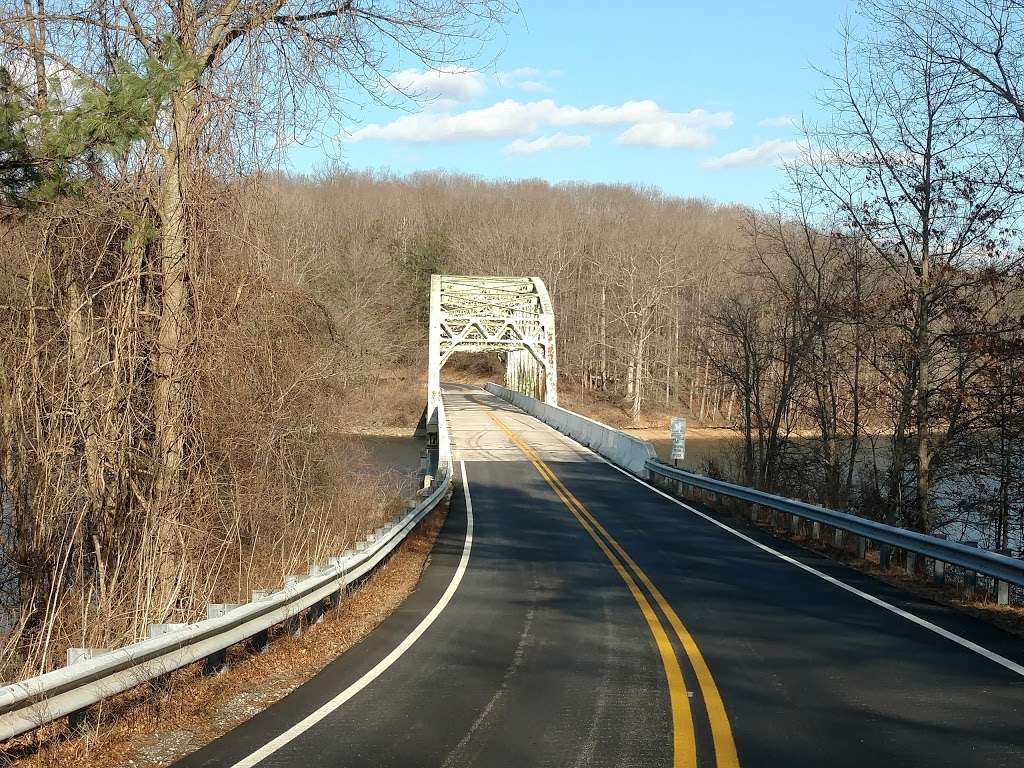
(263, 1, 1024, 552)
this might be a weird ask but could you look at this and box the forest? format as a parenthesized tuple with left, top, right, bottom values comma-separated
(2, 0, 1024, 683)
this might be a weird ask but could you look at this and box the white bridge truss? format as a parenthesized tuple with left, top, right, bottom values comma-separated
(427, 274, 558, 420)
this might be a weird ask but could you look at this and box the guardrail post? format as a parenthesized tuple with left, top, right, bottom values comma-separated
(67, 707, 91, 733)
(207, 603, 240, 620)
(249, 629, 269, 653)
(143, 627, 181, 691)
(932, 534, 946, 584)
(283, 575, 304, 636)
(856, 535, 866, 560)
(327, 557, 347, 605)
(996, 549, 1012, 605)
(905, 551, 917, 576)
(964, 541, 979, 600)
(811, 521, 821, 542)
(63, 655, 110, 733)
(65, 649, 113, 717)
(308, 597, 327, 626)
(879, 543, 892, 569)
(833, 527, 844, 549)
(790, 514, 800, 536)
(148, 623, 187, 639)
(66, 647, 110, 667)
(202, 603, 240, 675)
(285, 610, 303, 637)
(203, 648, 228, 675)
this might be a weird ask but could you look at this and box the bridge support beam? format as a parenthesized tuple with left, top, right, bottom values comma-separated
(427, 275, 557, 422)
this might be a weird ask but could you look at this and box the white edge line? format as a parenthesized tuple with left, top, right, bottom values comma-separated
(486, 389, 1024, 679)
(230, 459, 476, 768)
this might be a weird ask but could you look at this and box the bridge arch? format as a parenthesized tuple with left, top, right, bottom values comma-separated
(427, 274, 557, 420)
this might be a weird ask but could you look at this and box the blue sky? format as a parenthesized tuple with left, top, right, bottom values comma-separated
(284, 1, 852, 207)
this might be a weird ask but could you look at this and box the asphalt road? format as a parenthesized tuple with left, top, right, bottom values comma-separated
(174, 386, 1024, 768)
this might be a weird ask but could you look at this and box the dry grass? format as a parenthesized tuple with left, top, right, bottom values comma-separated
(1, 502, 449, 768)
(0, 187, 397, 681)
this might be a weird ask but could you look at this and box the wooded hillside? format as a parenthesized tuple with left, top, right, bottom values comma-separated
(264, 165, 1024, 557)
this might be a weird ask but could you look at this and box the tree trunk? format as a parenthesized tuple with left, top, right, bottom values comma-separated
(698, 353, 710, 421)
(22, 0, 48, 112)
(599, 285, 607, 390)
(914, 226, 931, 535)
(630, 336, 645, 423)
(151, 81, 198, 618)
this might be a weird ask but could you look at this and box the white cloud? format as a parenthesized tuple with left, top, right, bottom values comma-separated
(549, 100, 659, 126)
(496, 67, 564, 93)
(497, 67, 542, 80)
(758, 114, 799, 128)
(386, 68, 486, 104)
(702, 139, 807, 170)
(505, 133, 591, 155)
(517, 80, 552, 93)
(344, 100, 553, 142)
(618, 118, 723, 149)
(341, 98, 733, 150)
(613, 107, 734, 148)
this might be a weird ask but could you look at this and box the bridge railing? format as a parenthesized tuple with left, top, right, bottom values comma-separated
(645, 460, 1024, 592)
(484, 383, 656, 476)
(0, 400, 455, 742)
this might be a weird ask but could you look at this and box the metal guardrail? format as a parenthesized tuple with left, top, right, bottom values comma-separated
(480, 385, 1023, 595)
(0, 400, 455, 742)
(646, 460, 1024, 589)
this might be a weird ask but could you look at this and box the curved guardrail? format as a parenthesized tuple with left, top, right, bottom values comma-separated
(0, 400, 455, 742)
(646, 460, 1024, 588)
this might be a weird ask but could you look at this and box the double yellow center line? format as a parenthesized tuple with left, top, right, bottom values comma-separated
(486, 410, 740, 768)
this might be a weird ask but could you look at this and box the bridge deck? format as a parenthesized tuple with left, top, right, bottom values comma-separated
(174, 385, 1024, 768)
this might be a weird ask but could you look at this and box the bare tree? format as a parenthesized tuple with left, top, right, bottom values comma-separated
(871, 0, 1024, 127)
(743, 185, 872, 508)
(802, 13, 1023, 531)
(0, 1, 512, 674)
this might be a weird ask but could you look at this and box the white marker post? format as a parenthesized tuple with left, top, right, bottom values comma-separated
(670, 417, 687, 468)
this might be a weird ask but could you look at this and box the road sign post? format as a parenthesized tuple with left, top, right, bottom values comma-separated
(669, 417, 686, 468)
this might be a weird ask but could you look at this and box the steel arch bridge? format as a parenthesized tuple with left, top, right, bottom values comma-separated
(427, 274, 557, 421)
